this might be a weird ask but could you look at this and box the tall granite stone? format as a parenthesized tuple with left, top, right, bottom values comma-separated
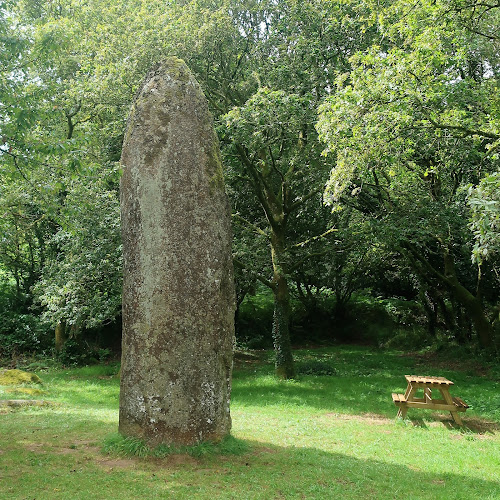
(119, 58, 235, 446)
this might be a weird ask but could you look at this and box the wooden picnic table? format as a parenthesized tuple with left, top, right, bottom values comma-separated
(392, 375, 469, 425)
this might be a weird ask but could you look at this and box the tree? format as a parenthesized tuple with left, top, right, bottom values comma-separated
(218, 0, 378, 376)
(1, 0, 145, 344)
(3, 0, 390, 366)
(225, 89, 333, 377)
(32, 170, 122, 334)
(317, 0, 499, 348)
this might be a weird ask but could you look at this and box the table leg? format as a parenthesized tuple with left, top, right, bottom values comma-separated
(397, 384, 415, 419)
(439, 388, 463, 426)
(397, 406, 408, 419)
(403, 383, 412, 399)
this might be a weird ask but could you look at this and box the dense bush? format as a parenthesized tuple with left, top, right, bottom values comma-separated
(0, 311, 53, 359)
(235, 291, 275, 349)
(0, 282, 52, 360)
(56, 338, 112, 366)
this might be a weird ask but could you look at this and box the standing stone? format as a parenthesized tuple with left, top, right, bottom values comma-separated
(119, 58, 235, 446)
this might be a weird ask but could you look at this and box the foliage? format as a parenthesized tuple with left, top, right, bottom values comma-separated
(55, 338, 111, 367)
(317, 0, 500, 348)
(0, 0, 499, 359)
(468, 172, 500, 266)
(0, 311, 52, 359)
(32, 168, 122, 330)
(0, 282, 52, 359)
(236, 288, 275, 348)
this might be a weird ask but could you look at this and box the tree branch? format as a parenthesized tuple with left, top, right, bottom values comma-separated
(288, 250, 330, 273)
(232, 213, 269, 238)
(425, 115, 499, 140)
(233, 258, 275, 290)
(288, 187, 322, 213)
(291, 226, 338, 249)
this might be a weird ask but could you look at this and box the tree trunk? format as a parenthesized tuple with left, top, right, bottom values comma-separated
(54, 321, 67, 352)
(272, 275, 295, 379)
(404, 243, 494, 349)
(448, 282, 493, 347)
(270, 227, 295, 379)
(419, 289, 437, 336)
(442, 251, 494, 348)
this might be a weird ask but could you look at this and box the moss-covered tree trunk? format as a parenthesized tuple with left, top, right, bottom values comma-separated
(442, 250, 494, 348)
(54, 321, 67, 353)
(270, 227, 295, 379)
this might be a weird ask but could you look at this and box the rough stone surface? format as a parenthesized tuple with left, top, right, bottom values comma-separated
(119, 58, 235, 446)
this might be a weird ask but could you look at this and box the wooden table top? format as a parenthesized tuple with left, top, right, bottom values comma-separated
(405, 375, 454, 385)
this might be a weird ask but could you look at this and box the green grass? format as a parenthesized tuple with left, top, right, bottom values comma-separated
(0, 346, 499, 499)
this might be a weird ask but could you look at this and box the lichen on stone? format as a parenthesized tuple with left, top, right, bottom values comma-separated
(119, 58, 235, 447)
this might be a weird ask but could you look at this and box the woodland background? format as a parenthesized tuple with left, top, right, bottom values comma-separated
(0, 0, 499, 375)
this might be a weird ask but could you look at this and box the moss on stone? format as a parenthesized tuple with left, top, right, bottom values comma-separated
(0, 369, 43, 386)
(161, 57, 190, 83)
(208, 147, 225, 194)
(5, 387, 46, 396)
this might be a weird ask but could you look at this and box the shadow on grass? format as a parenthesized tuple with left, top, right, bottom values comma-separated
(3, 434, 499, 499)
(404, 415, 500, 434)
(208, 441, 500, 500)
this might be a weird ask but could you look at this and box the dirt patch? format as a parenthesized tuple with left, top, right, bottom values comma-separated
(56, 447, 80, 455)
(98, 458, 137, 471)
(319, 412, 499, 435)
(159, 454, 200, 467)
(55, 440, 101, 455)
(322, 413, 393, 425)
(405, 414, 499, 435)
(99, 453, 201, 470)
(460, 417, 500, 434)
(0, 399, 55, 408)
(24, 443, 46, 453)
(431, 479, 446, 485)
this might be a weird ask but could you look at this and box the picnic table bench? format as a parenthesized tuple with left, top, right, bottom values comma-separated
(392, 375, 469, 425)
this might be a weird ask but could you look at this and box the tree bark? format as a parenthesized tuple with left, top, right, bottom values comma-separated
(54, 321, 67, 353)
(270, 227, 295, 379)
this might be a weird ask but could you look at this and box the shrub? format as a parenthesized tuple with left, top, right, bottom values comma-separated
(297, 360, 337, 376)
(56, 339, 110, 366)
(0, 311, 53, 359)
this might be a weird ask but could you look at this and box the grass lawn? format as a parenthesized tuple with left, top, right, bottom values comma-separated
(1, 345, 499, 499)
